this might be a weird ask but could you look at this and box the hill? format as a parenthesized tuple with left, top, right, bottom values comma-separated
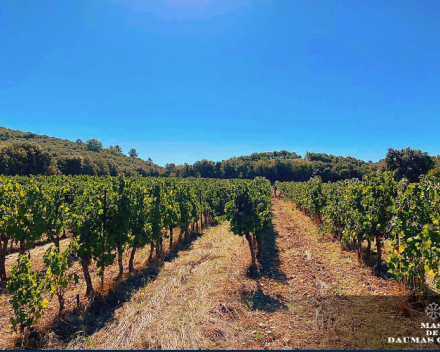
(0, 127, 165, 176)
(1, 127, 437, 182)
(170, 151, 380, 183)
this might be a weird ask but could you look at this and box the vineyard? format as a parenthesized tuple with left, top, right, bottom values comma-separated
(0, 175, 271, 344)
(1, 172, 440, 349)
(277, 171, 440, 293)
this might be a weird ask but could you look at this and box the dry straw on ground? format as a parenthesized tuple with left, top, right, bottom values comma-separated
(69, 222, 250, 350)
(1, 199, 439, 350)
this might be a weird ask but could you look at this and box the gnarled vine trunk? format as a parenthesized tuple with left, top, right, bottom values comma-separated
(375, 234, 382, 275)
(256, 238, 263, 261)
(155, 237, 161, 256)
(0, 237, 8, 283)
(81, 257, 94, 296)
(245, 233, 256, 266)
(101, 265, 105, 291)
(129, 243, 138, 273)
(58, 293, 65, 312)
(53, 236, 60, 252)
(366, 239, 371, 262)
(149, 239, 154, 260)
(19, 240, 25, 256)
(117, 248, 124, 278)
(169, 226, 174, 249)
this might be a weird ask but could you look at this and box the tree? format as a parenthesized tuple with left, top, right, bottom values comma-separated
(193, 160, 215, 178)
(135, 168, 147, 177)
(75, 139, 84, 145)
(428, 167, 440, 178)
(115, 145, 123, 154)
(0, 143, 57, 176)
(108, 145, 123, 156)
(129, 148, 138, 158)
(107, 160, 120, 176)
(0, 131, 10, 141)
(81, 157, 97, 175)
(147, 157, 153, 163)
(385, 147, 434, 182)
(94, 158, 110, 176)
(86, 139, 103, 153)
(57, 157, 82, 175)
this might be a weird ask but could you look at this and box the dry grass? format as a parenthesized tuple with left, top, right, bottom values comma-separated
(0, 237, 73, 349)
(0, 224, 203, 349)
(266, 198, 440, 350)
(2, 199, 440, 350)
(63, 198, 436, 350)
(67, 222, 251, 350)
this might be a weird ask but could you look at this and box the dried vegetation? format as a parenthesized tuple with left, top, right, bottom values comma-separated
(1, 198, 438, 349)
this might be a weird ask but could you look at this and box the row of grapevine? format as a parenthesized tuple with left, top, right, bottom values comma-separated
(225, 177, 272, 268)
(0, 175, 272, 334)
(277, 171, 440, 293)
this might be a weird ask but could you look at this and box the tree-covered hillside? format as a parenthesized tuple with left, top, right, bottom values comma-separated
(1, 127, 437, 183)
(0, 127, 165, 176)
(169, 151, 380, 183)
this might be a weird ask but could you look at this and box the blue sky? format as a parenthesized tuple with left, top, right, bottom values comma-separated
(1, 0, 439, 166)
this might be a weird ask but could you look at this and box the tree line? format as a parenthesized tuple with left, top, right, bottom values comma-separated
(1, 133, 439, 184)
(169, 148, 437, 183)
(0, 143, 160, 177)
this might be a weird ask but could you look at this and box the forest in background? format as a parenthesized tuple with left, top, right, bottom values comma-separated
(1, 126, 439, 183)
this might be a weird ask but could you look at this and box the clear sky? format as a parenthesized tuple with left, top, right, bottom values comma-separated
(1, 0, 439, 166)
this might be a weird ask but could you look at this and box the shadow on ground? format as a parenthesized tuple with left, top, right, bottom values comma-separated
(19, 226, 212, 349)
(6, 234, 70, 257)
(241, 218, 289, 313)
(165, 231, 203, 263)
(241, 286, 287, 313)
(341, 240, 394, 280)
(258, 223, 287, 282)
(0, 282, 6, 295)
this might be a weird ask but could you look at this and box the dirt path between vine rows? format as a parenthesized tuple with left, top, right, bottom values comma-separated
(61, 198, 437, 350)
